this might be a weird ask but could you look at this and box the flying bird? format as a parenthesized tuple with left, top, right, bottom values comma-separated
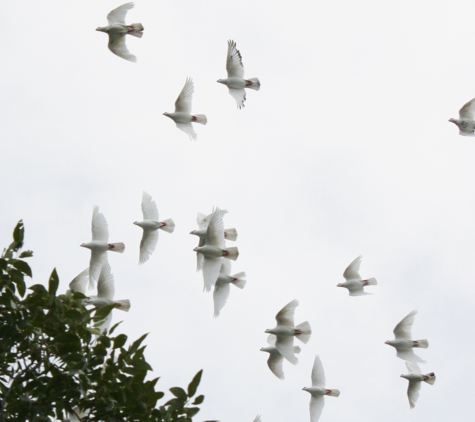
(213, 259, 246, 316)
(85, 261, 131, 334)
(193, 207, 239, 291)
(302, 355, 340, 422)
(80, 206, 125, 290)
(134, 191, 175, 265)
(337, 255, 377, 296)
(163, 77, 207, 141)
(385, 310, 429, 363)
(191, 209, 238, 271)
(260, 334, 301, 380)
(449, 97, 475, 136)
(217, 40, 260, 109)
(265, 299, 311, 364)
(69, 268, 89, 295)
(400, 361, 436, 409)
(96, 2, 144, 62)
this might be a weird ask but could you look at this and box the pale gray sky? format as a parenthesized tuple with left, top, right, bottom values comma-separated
(2, 1, 475, 420)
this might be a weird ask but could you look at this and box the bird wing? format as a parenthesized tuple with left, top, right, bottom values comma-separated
(397, 348, 426, 364)
(393, 309, 417, 339)
(309, 395, 325, 422)
(107, 2, 134, 25)
(407, 379, 421, 409)
(226, 40, 245, 78)
(139, 229, 158, 265)
(405, 361, 421, 374)
(97, 261, 115, 300)
(91, 206, 109, 242)
(88, 250, 106, 290)
(202, 256, 221, 292)
(275, 335, 298, 365)
(197, 212, 209, 229)
(175, 77, 193, 114)
(347, 282, 365, 296)
(108, 33, 136, 62)
(213, 280, 231, 317)
(311, 355, 326, 388)
(175, 122, 197, 141)
(97, 311, 113, 335)
(343, 255, 362, 280)
(196, 252, 204, 272)
(252, 416, 261, 422)
(267, 349, 285, 380)
(459, 98, 475, 119)
(267, 334, 277, 347)
(69, 268, 89, 295)
(206, 208, 225, 247)
(275, 299, 298, 326)
(141, 191, 159, 220)
(219, 258, 232, 276)
(228, 88, 246, 109)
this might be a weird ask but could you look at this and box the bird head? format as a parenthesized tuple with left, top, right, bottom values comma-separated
(80, 243, 85, 247)
(96, 26, 107, 33)
(264, 329, 271, 334)
(133, 221, 138, 225)
(190, 230, 197, 235)
(217, 79, 224, 85)
(337, 283, 342, 287)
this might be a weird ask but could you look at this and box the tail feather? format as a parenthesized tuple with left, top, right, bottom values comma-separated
(224, 246, 239, 261)
(415, 339, 429, 348)
(128, 23, 144, 37)
(160, 218, 175, 234)
(295, 321, 312, 344)
(231, 272, 247, 289)
(423, 373, 436, 385)
(246, 77, 261, 91)
(224, 227, 238, 241)
(364, 277, 377, 286)
(109, 242, 125, 253)
(115, 299, 131, 312)
(326, 389, 340, 397)
(193, 114, 207, 125)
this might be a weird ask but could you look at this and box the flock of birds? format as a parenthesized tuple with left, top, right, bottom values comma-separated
(59, 2, 464, 421)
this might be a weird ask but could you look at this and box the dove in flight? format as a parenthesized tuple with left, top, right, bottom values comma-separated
(449, 97, 475, 136)
(337, 255, 377, 296)
(217, 40, 260, 109)
(80, 206, 125, 290)
(96, 2, 144, 62)
(265, 299, 311, 365)
(400, 361, 436, 409)
(163, 77, 207, 140)
(212, 259, 246, 316)
(302, 355, 340, 422)
(134, 191, 175, 265)
(385, 310, 429, 363)
(260, 334, 301, 380)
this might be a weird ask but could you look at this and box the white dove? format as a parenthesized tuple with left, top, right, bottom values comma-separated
(400, 361, 436, 409)
(260, 334, 301, 380)
(193, 207, 239, 291)
(96, 2, 144, 62)
(264, 299, 311, 365)
(85, 261, 131, 334)
(213, 259, 246, 316)
(449, 97, 475, 136)
(80, 206, 125, 290)
(217, 40, 260, 109)
(302, 355, 340, 422)
(163, 77, 207, 141)
(385, 310, 429, 363)
(337, 255, 377, 296)
(191, 209, 238, 271)
(69, 268, 89, 295)
(133, 191, 175, 265)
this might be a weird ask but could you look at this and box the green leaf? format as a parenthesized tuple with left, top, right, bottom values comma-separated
(0, 258, 7, 270)
(113, 334, 128, 349)
(11, 259, 32, 277)
(48, 268, 59, 295)
(187, 369, 202, 398)
(13, 220, 24, 245)
(19, 250, 33, 258)
(185, 407, 200, 417)
(93, 304, 115, 324)
(129, 333, 149, 354)
(169, 387, 187, 401)
(108, 321, 123, 335)
(192, 395, 204, 405)
(28, 284, 47, 294)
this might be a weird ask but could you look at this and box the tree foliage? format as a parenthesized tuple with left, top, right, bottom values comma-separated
(0, 221, 204, 421)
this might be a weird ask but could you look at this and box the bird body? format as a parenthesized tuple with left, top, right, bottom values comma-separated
(260, 334, 301, 379)
(449, 97, 475, 136)
(337, 255, 377, 296)
(213, 259, 246, 317)
(400, 362, 436, 408)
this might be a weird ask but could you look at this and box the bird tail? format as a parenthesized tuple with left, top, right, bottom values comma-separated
(108, 242, 125, 253)
(224, 246, 239, 261)
(224, 228, 238, 241)
(192, 114, 207, 125)
(231, 272, 247, 289)
(364, 277, 377, 286)
(295, 321, 312, 344)
(115, 299, 131, 312)
(423, 373, 436, 385)
(325, 389, 341, 397)
(246, 78, 261, 91)
(160, 218, 175, 234)
(127, 23, 144, 37)
(415, 339, 429, 348)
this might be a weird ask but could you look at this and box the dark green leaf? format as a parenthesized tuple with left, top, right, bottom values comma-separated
(185, 407, 200, 417)
(0, 258, 7, 270)
(113, 334, 128, 349)
(11, 259, 32, 277)
(19, 250, 33, 258)
(170, 387, 187, 401)
(129, 333, 149, 354)
(13, 220, 24, 245)
(192, 394, 204, 405)
(48, 268, 59, 295)
(29, 284, 47, 294)
(187, 369, 202, 398)
(108, 321, 123, 335)
(93, 304, 115, 324)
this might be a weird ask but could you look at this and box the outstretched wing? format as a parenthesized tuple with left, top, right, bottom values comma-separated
(393, 309, 417, 339)
(141, 191, 159, 221)
(107, 2, 134, 25)
(175, 77, 194, 114)
(226, 40, 245, 78)
(275, 299, 298, 326)
(459, 97, 475, 120)
(311, 355, 326, 388)
(228, 88, 246, 109)
(91, 206, 109, 242)
(108, 33, 136, 62)
(343, 255, 362, 280)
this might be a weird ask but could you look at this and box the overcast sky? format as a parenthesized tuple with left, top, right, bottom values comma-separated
(2, 1, 475, 420)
